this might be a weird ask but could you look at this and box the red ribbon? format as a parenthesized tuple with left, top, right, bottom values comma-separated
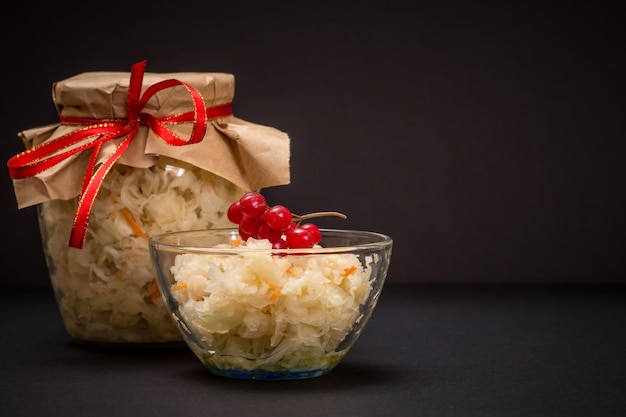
(7, 60, 233, 249)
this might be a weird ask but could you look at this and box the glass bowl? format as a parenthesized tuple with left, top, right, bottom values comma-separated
(148, 228, 393, 380)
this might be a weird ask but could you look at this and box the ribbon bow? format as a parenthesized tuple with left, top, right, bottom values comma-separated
(7, 60, 232, 248)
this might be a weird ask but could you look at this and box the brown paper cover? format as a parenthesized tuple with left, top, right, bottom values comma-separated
(12, 69, 290, 209)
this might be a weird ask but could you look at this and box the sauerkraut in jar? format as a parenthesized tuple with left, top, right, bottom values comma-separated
(9, 62, 290, 348)
(38, 158, 245, 346)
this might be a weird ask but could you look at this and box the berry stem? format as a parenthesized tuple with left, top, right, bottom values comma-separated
(293, 211, 347, 225)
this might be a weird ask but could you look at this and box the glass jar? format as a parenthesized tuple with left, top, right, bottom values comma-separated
(37, 157, 245, 348)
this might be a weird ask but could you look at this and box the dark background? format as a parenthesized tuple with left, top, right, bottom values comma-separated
(2, 1, 623, 287)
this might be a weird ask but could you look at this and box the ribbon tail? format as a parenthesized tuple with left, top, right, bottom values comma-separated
(80, 141, 103, 197)
(69, 135, 134, 249)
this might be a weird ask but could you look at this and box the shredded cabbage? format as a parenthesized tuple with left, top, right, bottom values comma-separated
(169, 238, 373, 372)
(38, 157, 245, 344)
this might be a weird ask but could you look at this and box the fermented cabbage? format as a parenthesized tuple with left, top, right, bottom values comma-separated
(170, 238, 373, 372)
(39, 157, 245, 344)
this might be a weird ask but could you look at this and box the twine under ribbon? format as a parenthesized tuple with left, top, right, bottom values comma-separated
(7, 60, 233, 249)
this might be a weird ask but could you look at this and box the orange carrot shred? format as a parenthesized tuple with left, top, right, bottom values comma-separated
(266, 283, 282, 301)
(172, 283, 188, 291)
(150, 283, 160, 301)
(343, 265, 357, 276)
(111, 195, 147, 239)
(121, 208, 148, 239)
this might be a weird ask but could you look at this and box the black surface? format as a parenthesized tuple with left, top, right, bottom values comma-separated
(2, 284, 625, 417)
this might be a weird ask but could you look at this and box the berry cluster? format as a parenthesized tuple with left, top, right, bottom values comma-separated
(227, 192, 345, 249)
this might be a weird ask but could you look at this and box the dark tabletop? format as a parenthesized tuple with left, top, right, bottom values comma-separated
(1, 283, 625, 417)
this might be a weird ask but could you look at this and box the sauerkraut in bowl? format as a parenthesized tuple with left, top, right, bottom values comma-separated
(148, 228, 393, 379)
(38, 157, 245, 347)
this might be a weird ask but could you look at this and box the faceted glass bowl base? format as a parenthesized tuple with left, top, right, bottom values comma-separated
(208, 366, 333, 380)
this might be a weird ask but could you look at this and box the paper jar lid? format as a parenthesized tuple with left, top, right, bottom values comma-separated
(12, 66, 290, 209)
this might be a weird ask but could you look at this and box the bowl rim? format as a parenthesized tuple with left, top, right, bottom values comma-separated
(148, 228, 393, 255)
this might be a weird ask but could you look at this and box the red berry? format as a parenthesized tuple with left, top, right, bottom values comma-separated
(227, 201, 244, 224)
(267, 229, 284, 244)
(272, 239, 288, 250)
(239, 192, 267, 218)
(240, 214, 261, 236)
(284, 222, 297, 234)
(299, 223, 322, 244)
(231, 194, 345, 249)
(266, 205, 292, 230)
(286, 227, 315, 248)
(238, 224, 252, 241)
(256, 221, 272, 240)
